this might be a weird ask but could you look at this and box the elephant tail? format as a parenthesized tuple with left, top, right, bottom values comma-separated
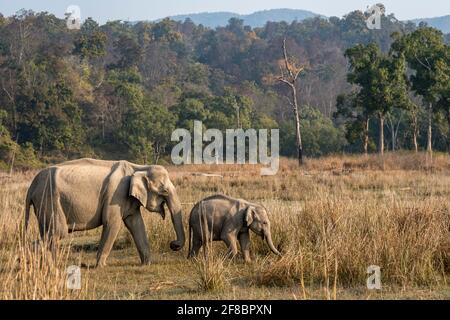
(187, 224, 192, 259)
(23, 186, 33, 241)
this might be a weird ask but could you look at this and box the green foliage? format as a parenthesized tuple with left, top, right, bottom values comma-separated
(0, 111, 41, 169)
(0, 110, 7, 137)
(152, 18, 183, 43)
(0, 9, 448, 169)
(173, 97, 209, 129)
(281, 106, 346, 157)
(16, 65, 86, 156)
(335, 93, 373, 150)
(345, 43, 409, 117)
(344, 41, 411, 152)
(392, 27, 448, 103)
(392, 27, 450, 151)
(122, 100, 177, 164)
(74, 17, 107, 60)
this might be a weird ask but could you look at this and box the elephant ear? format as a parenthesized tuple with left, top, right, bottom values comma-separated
(129, 172, 148, 207)
(245, 206, 254, 227)
(159, 203, 166, 220)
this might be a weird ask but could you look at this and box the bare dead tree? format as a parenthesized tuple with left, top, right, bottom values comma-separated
(278, 38, 305, 165)
(411, 111, 419, 153)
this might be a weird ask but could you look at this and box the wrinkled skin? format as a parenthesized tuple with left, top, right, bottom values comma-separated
(25, 158, 185, 267)
(188, 194, 281, 262)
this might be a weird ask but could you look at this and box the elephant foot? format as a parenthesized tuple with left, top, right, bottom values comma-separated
(170, 241, 182, 251)
(96, 256, 108, 268)
(242, 253, 252, 263)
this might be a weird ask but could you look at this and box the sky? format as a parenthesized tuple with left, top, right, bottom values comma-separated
(0, 0, 449, 24)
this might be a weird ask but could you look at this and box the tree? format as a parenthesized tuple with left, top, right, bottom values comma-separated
(345, 43, 409, 155)
(400, 93, 422, 153)
(385, 108, 405, 151)
(114, 35, 143, 69)
(73, 17, 107, 60)
(335, 92, 372, 155)
(152, 18, 182, 43)
(433, 56, 450, 153)
(277, 38, 306, 165)
(122, 99, 176, 164)
(281, 105, 345, 157)
(392, 27, 449, 154)
(1, 9, 449, 165)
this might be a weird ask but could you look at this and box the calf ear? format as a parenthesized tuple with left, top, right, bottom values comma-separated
(245, 206, 254, 227)
(129, 172, 148, 207)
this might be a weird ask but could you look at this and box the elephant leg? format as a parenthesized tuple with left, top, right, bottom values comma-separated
(189, 235, 203, 258)
(238, 232, 251, 263)
(97, 211, 122, 268)
(37, 198, 67, 263)
(222, 234, 238, 259)
(124, 212, 150, 265)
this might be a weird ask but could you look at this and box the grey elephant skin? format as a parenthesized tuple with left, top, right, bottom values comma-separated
(188, 194, 281, 262)
(24, 158, 185, 267)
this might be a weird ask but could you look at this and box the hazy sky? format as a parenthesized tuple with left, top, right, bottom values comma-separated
(1, 0, 449, 23)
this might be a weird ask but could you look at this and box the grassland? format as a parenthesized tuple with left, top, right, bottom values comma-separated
(0, 152, 449, 300)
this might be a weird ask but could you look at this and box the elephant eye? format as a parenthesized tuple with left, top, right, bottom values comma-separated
(160, 187, 169, 196)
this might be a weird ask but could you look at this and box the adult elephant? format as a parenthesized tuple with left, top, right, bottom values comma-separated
(24, 158, 185, 267)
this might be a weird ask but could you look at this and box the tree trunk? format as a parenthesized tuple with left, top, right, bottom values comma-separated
(379, 114, 384, 155)
(427, 102, 433, 154)
(412, 114, 418, 153)
(446, 106, 450, 154)
(101, 111, 105, 140)
(291, 85, 303, 165)
(411, 110, 419, 153)
(279, 38, 305, 166)
(363, 116, 369, 156)
(390, 118, 395, 151)
(236, 105, 240, 128)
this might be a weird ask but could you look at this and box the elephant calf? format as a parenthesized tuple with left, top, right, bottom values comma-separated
(188, 194, 281, 262)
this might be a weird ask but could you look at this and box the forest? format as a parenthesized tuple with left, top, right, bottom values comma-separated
(0, 8, 449, 169)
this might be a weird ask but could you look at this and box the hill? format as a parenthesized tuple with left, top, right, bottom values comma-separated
(412, 15, 450, 33)
(164, 8, 320, 28)
(164, 9, 450, 33)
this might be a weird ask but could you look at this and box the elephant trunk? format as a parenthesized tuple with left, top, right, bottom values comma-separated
(166, 186, 185, 251)
(264, 229, 281, 256)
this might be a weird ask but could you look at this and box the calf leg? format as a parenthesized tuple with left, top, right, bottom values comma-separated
(222, 234, 238, 259)
(238, 232, 252, 263)
(189, 235, 203, 258)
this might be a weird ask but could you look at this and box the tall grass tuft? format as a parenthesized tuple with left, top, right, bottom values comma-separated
(0, 177, 93, 299)
(191, 251, 229, 292)
(0, 152, 448, 299)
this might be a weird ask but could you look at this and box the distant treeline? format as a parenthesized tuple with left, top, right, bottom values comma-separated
(0, 8, 448, 169)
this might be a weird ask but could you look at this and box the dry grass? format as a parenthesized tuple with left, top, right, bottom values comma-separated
(191, 252, 230, 292)
(0, 152, 449, 300)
